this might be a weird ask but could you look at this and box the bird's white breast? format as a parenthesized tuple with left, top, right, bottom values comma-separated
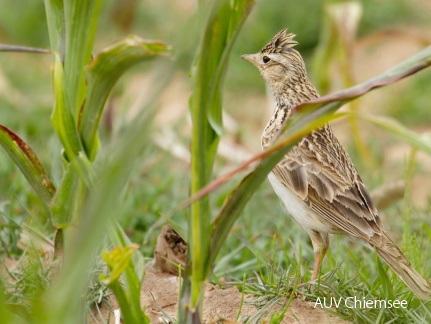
(267, 172, 335, 234)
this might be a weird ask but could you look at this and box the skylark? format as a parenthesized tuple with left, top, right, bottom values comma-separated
(242, 29, 431, 299)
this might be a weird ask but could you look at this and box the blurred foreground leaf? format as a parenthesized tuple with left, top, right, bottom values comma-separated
(100, 244, 139, 284)
(100, 244, 150, 324)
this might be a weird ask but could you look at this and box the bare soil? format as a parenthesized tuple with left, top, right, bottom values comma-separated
(88, 226, 347, 323)
(90, 268, 348, 324)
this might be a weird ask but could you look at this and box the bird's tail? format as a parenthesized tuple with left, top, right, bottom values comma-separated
(376, 234, 431, 300)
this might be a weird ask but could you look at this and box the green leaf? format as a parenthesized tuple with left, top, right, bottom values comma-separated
(50, 55, 89, 226)
(43, 0, 65, 54)
(51, 53, 85, 161)
(63, 0, 102, 117)
(100, 244, 150, 324)
(184, 0, 254, 317)
(353, 113, 431, 155)
(50, 163, 84, 228)
(80, 35, 170, 159)
(0, 299, 22, 323)
(0, 125, 56, 210)
(100, 244, 139, 284)
(108, 221, 147, 282)
(72, 151, 95, 187)
(203, 0, 255, 136)
(158, 212, 188, 243)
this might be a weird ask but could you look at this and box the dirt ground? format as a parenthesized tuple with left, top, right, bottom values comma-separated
(90, 267, 348, 324)
(86, 226, 347, 323)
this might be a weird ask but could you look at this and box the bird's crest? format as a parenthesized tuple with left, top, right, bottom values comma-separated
(261, 29, 298, 54)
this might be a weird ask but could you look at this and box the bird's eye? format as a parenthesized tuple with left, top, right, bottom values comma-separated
(263, 56, 271, 63)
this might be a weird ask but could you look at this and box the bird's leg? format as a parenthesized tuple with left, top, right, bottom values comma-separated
(310, 231, 329, 281)
(296, 233, 329, 290)
(311, 246, 328, 281)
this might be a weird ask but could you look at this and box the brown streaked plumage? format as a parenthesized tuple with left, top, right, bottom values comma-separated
(242, 29, 431, 299)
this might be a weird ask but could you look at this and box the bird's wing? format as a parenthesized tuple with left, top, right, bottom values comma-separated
(273, 125, 384, 245)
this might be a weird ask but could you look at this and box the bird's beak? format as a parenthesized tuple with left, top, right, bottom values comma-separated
(241, 53, 259, 66)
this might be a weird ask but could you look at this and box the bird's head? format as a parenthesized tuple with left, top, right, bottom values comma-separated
(242, 29, 308, 95)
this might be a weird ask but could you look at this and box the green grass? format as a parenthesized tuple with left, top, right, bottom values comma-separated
(389, 72, 431, 126)
(224, 198, 431, 323)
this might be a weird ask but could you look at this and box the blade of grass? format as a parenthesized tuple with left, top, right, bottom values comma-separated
(402, 148, 416, 250)
(375, 252, 396, 301)
(352, 113, 431, 155)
